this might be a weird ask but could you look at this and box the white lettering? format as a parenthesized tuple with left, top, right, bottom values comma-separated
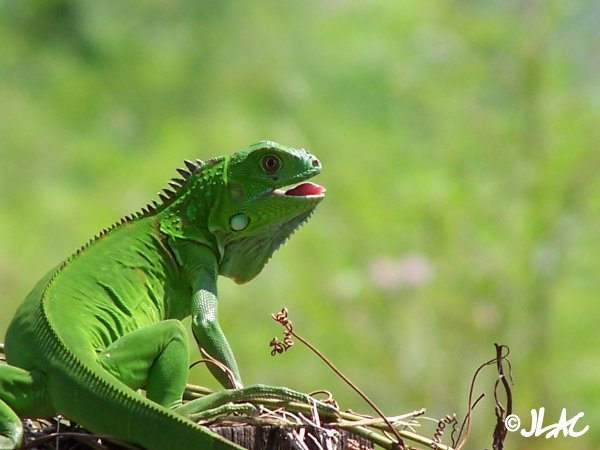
(517, 408, 589, 439)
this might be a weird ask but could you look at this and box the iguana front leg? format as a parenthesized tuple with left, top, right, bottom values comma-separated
(191, 279, 242, 389)
(171, 239, 242, 389)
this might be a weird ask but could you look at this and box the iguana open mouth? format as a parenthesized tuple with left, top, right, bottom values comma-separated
(273, 182, 326, 197)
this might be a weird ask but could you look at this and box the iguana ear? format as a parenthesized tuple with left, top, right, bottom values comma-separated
(229, 213, 250, 232)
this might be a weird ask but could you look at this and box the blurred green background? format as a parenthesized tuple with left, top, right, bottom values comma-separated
(0, 1, 598, 449)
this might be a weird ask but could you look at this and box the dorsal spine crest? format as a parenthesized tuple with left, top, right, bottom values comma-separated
(55, 156, 222, 269)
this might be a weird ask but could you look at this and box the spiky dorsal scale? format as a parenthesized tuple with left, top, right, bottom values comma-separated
(176, 168, 191, 178)
(184, 159, 198, 172)
(168, 178, 186, 190)
(162, 188, 176, 198)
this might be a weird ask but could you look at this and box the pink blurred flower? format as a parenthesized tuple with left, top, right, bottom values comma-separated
(368, 254, 433, 290)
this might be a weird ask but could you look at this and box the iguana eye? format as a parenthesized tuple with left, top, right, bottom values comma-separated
(261, 154, 281, 173)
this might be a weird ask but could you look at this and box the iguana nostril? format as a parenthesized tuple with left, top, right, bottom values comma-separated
(312, 158, 320, 167)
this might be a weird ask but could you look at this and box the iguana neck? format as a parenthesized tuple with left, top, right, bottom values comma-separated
(156, 156, 227, 254)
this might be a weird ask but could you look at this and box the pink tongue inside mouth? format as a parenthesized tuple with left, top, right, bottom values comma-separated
(285, 182, 325, 196)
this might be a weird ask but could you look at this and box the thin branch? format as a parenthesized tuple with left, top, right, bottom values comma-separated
(271, 308, 406, 448)
(189, 348, 239, 389)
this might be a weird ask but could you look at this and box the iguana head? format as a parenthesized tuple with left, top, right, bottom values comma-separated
(209, 141, 325, 283)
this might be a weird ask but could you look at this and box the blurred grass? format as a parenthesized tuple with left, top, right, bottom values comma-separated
(0, 1, 598, 449)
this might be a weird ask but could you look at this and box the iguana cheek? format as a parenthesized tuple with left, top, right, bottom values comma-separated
(229, 213, 249, 231)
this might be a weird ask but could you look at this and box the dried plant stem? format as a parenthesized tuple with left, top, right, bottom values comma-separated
(271, 309, 405, 448)
(295, 331, 403, 443)
(184, 383, 447, 448)
(184, 383, 215, 399)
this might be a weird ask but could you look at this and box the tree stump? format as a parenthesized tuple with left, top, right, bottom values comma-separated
(20, 418, 375, 449)
(212, 425, 374, 450)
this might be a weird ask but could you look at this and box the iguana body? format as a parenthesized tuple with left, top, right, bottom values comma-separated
(0, 141, 325, 450)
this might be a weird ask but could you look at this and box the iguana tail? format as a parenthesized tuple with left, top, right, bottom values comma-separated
(34, 305, 242, 450)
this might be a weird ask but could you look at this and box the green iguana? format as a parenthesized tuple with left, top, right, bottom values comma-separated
(0, 141, 326, 450)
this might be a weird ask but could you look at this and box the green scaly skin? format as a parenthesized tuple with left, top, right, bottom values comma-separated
(0, 141, 326, 450)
